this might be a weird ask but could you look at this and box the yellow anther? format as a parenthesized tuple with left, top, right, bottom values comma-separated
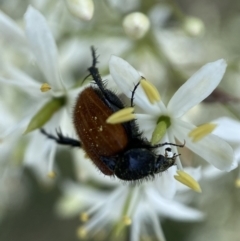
(140, 77, 161, 104)
(174, 170, 202, 193)
(40, 83, 51, 92)
(47, 171, 56, 179)
(123, 216, 132, 226)
(106, 107, 135, 124)
(188, 123, 217, 142)
(76, 226, 87, 239)
(80, 212, 89, 222)
(235, 179, 240, 188)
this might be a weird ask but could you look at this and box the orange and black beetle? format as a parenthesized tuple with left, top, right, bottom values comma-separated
(41, 47, 184, 181)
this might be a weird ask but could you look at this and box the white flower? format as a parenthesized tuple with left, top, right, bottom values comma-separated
(0, 6, 81, 181)
(211, 117, 240, 186)
(109, 56, 237, 172)
(56, 178, 204, 241)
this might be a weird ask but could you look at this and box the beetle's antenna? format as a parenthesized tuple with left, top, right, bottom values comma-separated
(88, 46, 106, 93)
(91, 46, 99, 67)
(130, 81, 140, 107)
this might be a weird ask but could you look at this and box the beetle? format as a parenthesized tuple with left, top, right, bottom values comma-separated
(41, 47, 184, 181)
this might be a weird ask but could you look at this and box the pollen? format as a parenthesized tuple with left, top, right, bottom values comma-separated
(235, 179, 240, 188)
(140, 77, 161, 104)
(174, 170, 202, 193)
(106, 107, 135, 124)
(80, 212, 89, 222)
(40, 83, 51, 92)
(76, 226, 87, 239)
(188, 123, 217, 142)
(47, 171, 56, 179)
(123, 216, 132, 226)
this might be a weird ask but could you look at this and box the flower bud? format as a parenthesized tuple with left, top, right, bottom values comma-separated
(183, 16, 205, 36)
(123, 12, 150, 40)
(65, 0, 94, 21)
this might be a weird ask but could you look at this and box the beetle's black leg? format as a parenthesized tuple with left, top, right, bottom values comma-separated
(88, 46, 106, 95)
(130, 81, 140, 107)
(87, 46, 125, 111)
(40, 128, 81, 147)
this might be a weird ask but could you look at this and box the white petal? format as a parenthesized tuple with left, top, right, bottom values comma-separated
(153, 166, 177, 199)
(146, 187, 205, 221)
(131, 208, 142, 241)
(0, 10, 27, 46)
(174, 120, 237, 171)
(24, 6, 64, 91)
(168, 59, 227, 118)
(73, 149, 120, 186)
(212, 117, 240, 143)
(109, 55, 161, 114)
(134, 114, 156, 140)
(24, 132, 57, 184)
(144, 205, 166, 241)
(0, 66, 45, 98)
(56, 180, 108, 218)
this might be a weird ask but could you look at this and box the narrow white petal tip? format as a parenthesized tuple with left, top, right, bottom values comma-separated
(109, 55, 124, 66)
(109, 55, 141, 99)
(213, 59, 227, 72)
(167, 58, 227, 118)
(24, 5, 37, 18)
(216, 58, 227, 66)
(109, 56, 125, 73)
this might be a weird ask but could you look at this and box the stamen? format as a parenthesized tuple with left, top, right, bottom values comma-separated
(188, 123, 217, 142)
(106, 107, 135, 124)
(174, 170, 202, 193)
(47, 171, 56, 178)
(140, 77, 161, 104)
(235, 179, 240, 188)
(123, 216, 132, 226)
(40, 83, 51, 92)
(80, 212, 89, 222)
(76, 226, 87, 239)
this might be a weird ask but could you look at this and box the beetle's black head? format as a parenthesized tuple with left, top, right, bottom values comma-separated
(154, 148, 178, 173)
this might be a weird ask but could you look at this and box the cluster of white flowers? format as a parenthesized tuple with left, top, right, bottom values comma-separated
(0, 1, 239, 241)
